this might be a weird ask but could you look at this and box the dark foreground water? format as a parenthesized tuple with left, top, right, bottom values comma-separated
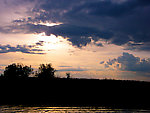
(0, 106, 150, 113)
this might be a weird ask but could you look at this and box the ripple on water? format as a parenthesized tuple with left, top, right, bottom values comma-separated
(0, 106, 150, 113)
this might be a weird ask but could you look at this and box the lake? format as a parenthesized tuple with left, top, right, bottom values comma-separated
(0, 106, 150, 113)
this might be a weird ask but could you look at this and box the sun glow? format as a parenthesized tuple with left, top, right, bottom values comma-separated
(34, 21, 63, 26)
(36, 32, 70, 50)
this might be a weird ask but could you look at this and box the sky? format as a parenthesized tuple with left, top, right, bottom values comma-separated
(0, 0, 150, 81)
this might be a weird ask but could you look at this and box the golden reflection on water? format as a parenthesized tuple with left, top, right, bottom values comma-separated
(0, 106, 149, 113)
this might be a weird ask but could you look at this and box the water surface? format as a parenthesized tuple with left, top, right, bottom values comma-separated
(0, 106, 150, 113)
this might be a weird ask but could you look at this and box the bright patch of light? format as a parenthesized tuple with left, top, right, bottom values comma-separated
(37, 32, 70, 50)
(38, 33, 59, 43)
(34, 21, 63, 26)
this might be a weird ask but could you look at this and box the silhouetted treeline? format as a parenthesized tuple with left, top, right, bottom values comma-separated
(3, 63, 33, 79)
(1, 63, 56, 79)
(0, 63, 150, 109)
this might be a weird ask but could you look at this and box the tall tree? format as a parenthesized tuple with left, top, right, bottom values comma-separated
(36, 64, 56, 79)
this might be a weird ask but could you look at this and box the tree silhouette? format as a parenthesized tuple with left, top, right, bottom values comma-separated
(36, 64, 56, 79)
(4, 63, 33, 79)
(66, 73, 71, 79)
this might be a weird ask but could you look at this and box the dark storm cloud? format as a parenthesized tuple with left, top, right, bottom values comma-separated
(81, 0, 150, 17)
(2, 0, 150, 50)
(2, 23, 112, 47)
(124, 42, 150, 51)
(104, 52, 150, 72)
(0, 44, 45, 54)
(44, 24, 113, 47)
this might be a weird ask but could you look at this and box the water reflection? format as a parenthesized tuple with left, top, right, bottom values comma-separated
(0, 106, 149, 113)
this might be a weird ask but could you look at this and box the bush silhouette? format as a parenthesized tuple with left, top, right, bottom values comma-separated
(4, 63, 33, 79)
(36, 64, 56, 79)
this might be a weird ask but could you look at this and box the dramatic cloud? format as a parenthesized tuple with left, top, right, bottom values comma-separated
(0, 43, 45, 54)
(29, 0, 150, 49)
(1, 0, 150, 50)
(124, 41, 150, 51)
(103, 52, 150, 72)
